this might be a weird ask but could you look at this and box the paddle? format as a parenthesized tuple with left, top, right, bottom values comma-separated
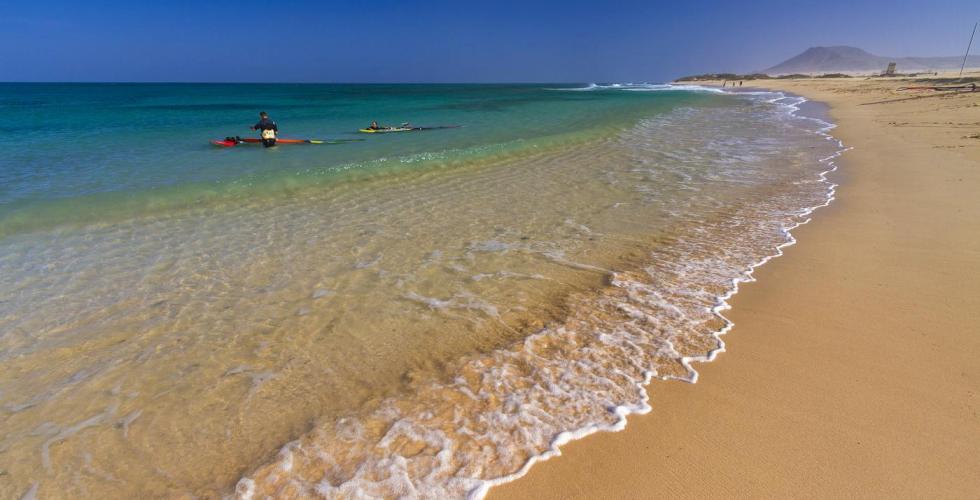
(308, 139, 366, 144)
(358, 125, 463, 133)
(417, 125, 462, 131)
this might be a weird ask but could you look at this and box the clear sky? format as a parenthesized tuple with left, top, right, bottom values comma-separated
(2, 0, 977, 82)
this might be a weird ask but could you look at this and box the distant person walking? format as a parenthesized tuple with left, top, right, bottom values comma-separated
(739, 81, 743, 87)
(251, 112, 278, 148)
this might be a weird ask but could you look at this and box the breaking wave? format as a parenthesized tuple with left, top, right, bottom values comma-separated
(554, 83, 725, 93)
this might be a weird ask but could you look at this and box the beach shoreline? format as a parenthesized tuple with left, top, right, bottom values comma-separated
(489, 76, 980, 498)
(1, 84, 847, 498)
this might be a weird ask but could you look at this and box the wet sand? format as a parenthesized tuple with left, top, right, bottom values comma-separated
(490, 75, 980, 497)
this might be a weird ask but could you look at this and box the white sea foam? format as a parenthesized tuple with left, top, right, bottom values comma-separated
(553, 83, 725, 93)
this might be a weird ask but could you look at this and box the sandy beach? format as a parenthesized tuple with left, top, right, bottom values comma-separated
(491, 75, 980, 498)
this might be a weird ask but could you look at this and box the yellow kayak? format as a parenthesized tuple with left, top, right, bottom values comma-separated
(359, 127, 416, 133)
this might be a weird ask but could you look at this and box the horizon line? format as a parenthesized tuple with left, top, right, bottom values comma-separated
(0, 80, 669, 85)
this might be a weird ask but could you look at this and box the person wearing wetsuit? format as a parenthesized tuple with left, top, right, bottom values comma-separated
(251, 112, 278, 147)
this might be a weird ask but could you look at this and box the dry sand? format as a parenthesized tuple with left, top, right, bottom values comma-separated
(490, 75, 980, 498)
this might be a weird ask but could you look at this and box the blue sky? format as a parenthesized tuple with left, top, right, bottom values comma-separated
(2, 0, 977, 82)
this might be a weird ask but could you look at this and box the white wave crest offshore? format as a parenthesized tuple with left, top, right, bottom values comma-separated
(553, 82, 725, 93)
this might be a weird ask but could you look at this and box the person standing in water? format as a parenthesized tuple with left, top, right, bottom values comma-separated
(251, 111, 278, 147)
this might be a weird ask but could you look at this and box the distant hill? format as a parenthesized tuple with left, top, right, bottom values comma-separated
(764, 46, 980, 74)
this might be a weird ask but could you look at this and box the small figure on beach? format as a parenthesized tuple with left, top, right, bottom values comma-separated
(251, 111, 278, 147)
(739, 81, 743, 87)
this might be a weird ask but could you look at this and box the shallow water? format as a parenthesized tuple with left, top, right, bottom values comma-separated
(0, 84, 841, 498)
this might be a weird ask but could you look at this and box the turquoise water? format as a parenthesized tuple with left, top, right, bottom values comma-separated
(0, 83, 713, 237)
(0, 83, 843, 498)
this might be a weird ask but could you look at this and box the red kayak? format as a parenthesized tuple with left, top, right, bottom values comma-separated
(210, 137, 363, 147)
(210, 137, 312, 147)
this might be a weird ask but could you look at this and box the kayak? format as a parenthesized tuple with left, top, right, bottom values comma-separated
(359, 127, 415, 133)
(358, 125, 461, 134)
(210, 137, 364, 147)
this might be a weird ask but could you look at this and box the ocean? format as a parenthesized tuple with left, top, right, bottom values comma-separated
(0, 83, 843, 498)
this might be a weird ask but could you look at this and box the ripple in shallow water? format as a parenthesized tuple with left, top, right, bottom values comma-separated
(0, 92, 842, 498)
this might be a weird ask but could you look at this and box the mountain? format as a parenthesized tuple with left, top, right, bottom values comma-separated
(764, 46, 980, 74)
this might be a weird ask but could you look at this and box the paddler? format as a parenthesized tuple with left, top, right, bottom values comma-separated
(367, 120, 384, 131)
(251, 112, 279, 147)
